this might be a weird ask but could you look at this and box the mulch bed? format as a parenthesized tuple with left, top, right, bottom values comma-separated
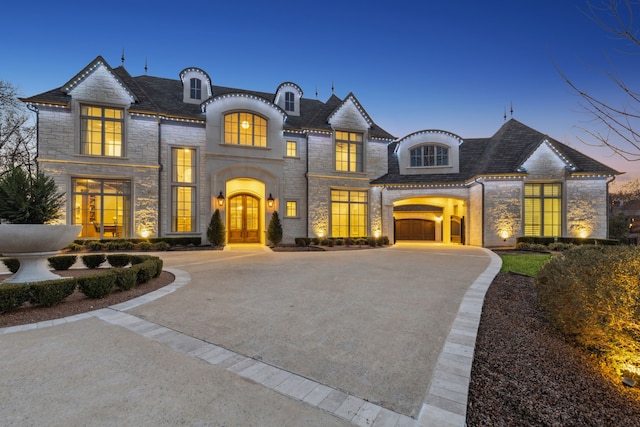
(466, 272, 640, 426)
(0, 269, 174, 328)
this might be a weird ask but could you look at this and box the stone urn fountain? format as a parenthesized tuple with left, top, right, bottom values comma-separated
(0, 224, 82, 283)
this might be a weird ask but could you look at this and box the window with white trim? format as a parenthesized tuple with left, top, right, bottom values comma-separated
(224, 112, 267, 147)
(80, 105, 123, 156)
(410, 145, 449, 167)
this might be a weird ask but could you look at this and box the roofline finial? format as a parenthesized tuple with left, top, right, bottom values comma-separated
(503, 106, 507, 122)
(331, 80, 334, 95)
(144, 58, 148, 74)
(510, 101, 514, 117)
(121, 48, 125, 66)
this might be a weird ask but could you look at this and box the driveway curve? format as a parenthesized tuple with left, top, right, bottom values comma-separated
(0, 242, 500, 427)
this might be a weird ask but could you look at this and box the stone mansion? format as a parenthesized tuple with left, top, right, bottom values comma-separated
(21, 55, 620, 247)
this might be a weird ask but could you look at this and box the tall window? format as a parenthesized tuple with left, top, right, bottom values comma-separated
(331, 190, 367, 237)
(81, 105, 123, 156)
(286, 140, 297, 157)
(286, 201, 298, 217)
(410, 145, 448, 167)
(224, 112, 267, 147)
(190, 78, 202, 100)
(171, 148, 196, 232)
(285, 91, 295, 112)
(524, 183, 562, 237)
(335, 131, 363, 172)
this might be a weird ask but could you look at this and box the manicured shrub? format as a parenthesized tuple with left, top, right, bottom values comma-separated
(86, 240, 105, 251)
(2, 258, 20, 274)
(0, 283, 31, 313)
(77, 272, 115, 298)
(66, 242, 85, 252)
(113, 268, 137, 291)
(311, 237, 320, 245)
(267, 211, 283, 246)
(335, 239, 344, 246)
(153, 241, 170, 251)
(106, 254, 130, 268)
(30, 278, 77, 307)
(48, 255, 77, 271)
(136, 241, 153, 251)
(295, 237, 308, 247)
(130, 263, 151, 284)
(344, 237, 353, 246)
(118, 240, 135, 250)
(82, 254, 106, 269)
(367, 237, 377, 247)
(207, 209, 225, 247)
(105, 240, 121, 251)
(535, 245, 640, 376)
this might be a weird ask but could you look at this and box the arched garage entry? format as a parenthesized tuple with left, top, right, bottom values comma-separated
(393, 197, 466, 243)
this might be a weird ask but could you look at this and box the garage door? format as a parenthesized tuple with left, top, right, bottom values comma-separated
(395, 219, 436, 240)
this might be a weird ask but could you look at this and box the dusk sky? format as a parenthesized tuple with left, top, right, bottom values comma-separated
(2, 0, 638, 183)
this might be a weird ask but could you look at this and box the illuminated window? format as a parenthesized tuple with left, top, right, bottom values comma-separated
(335, 131, 363, 172)
(190, 78, 202, 100)
(171, 148, 197, 232)
(410, 145, 449, 167)
(72, 178, 131, 239)
(286, 140, 297, 157)
(331, 189, 367, 237)
(285, 91, 295, 112)
(524, 183, 562, 237)
(224, 112, 267, 147)
(286, 201, 298, 217)
(81, 105, 123, 156)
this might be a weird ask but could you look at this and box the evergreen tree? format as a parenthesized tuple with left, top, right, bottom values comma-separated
(207, 209, 225, 247)
(267, 211, 283, 246)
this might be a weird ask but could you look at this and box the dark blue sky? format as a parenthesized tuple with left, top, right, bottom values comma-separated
(2, 0, 638, 181)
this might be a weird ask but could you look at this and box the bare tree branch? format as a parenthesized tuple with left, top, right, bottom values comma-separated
(0, 80, 36, 174)
(559, 1, 640, 162)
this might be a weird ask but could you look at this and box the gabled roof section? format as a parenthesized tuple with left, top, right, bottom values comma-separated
(328, 92, 373, 127)
(371, 119, 620, 186)
(62, 56, 138, 103)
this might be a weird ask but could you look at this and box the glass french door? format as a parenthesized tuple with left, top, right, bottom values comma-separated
(72, 178, 131, 238)
(228, 194, 260, 243)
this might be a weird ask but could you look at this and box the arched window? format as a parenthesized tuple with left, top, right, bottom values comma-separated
(285, 91, 295, 112)
(224, 112, 267, 147)
(410, 145, 449, 167)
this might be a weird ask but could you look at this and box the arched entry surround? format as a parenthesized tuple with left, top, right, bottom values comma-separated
(391, 196, 467, 243)
(210, 165, 279, 245)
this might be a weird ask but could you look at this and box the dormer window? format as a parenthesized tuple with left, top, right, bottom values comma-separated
(190, 78, 202, 100)
(410, 145, 449, 167)
(285, 91, 295, 112)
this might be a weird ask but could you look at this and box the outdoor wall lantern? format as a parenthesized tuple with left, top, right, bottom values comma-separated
(217, 191, 225, 207)
(267, 193, 274, 208)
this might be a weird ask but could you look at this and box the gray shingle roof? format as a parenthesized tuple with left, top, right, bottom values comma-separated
(21, 56, 394, 140)
(371, 119, 621, 186)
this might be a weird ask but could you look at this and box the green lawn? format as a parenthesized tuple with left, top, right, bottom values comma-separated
(499, 253, 553, 277)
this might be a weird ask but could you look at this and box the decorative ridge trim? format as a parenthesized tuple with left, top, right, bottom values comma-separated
(396, 129, 464, 145)
(201, 93, 286, 118)
(327, 93, 374, 126)
(62, 57, 137, 103)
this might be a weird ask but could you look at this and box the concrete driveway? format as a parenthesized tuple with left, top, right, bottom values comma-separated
(0, 242, 501, 427)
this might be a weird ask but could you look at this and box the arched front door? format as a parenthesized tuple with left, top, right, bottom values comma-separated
(228, 194, 260, 243)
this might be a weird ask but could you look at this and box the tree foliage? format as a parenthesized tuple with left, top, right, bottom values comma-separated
(267, 211, 283, 246)
(207, 209, 225, 247)
(0, 166, 64, 224)
(559, 0, 640, 161)
(0, 81, 35, 173)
